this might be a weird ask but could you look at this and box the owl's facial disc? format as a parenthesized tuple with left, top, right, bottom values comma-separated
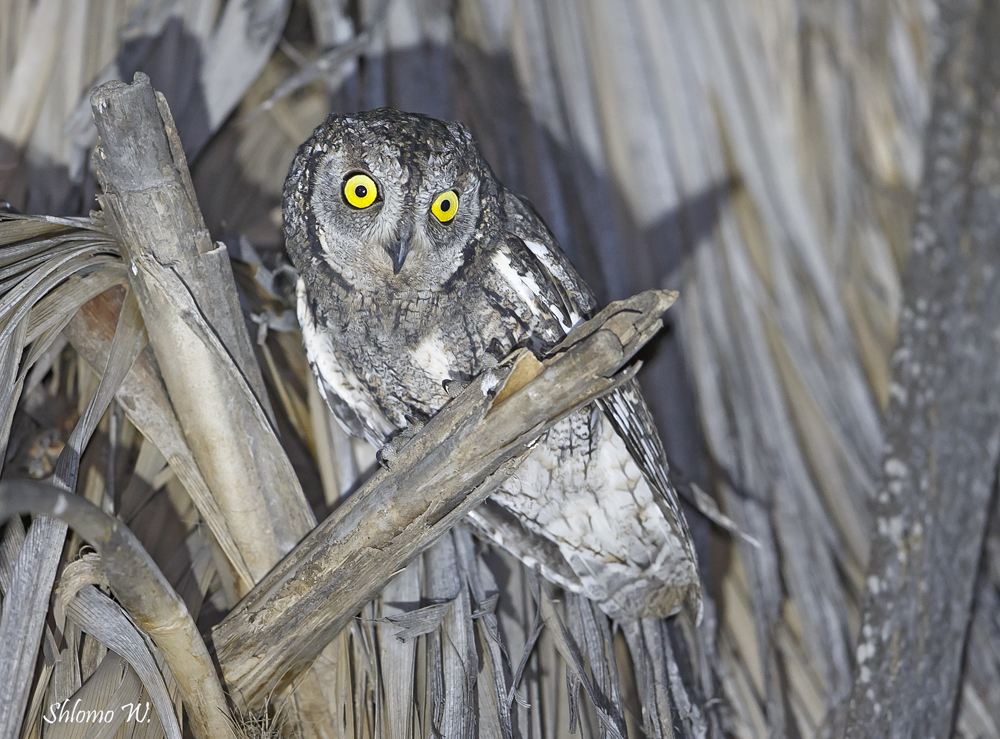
(315, 159, 481, 288)
(288, 110, 493, 295)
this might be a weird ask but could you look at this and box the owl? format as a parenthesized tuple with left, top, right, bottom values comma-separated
(283, 108, 700, 620)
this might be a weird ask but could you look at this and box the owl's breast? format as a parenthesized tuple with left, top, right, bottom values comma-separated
(305, 286, 504, 432)
(380, 290, 536, 413)
(378, 260, 570, 408)
(300, 251, 572, 442)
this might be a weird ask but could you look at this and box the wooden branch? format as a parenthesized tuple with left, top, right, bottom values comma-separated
(89, 72, 315, 582)
(0, 481, 234, 739)
(212, 289, 677, 709)
(842, 2, 1000, 736)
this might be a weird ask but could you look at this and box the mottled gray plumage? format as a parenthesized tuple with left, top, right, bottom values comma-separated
(283, 108, 699, 619)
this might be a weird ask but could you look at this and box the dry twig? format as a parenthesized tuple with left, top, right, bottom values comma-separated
(90, 72, 315, 588)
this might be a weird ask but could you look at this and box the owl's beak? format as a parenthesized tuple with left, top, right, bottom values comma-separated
(386, 235, 411, 274)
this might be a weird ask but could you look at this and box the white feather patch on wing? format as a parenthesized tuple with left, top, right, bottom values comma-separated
(297, 278, 395, 444)
(523, 239, 583, 330)
(491, 249, 544, 318)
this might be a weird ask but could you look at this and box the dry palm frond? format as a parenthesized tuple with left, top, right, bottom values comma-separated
(227, 702, 291, 739)
(1, 480, 229, 738)
(0, 213, 130, 739)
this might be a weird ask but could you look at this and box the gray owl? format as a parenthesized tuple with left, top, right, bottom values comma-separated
(283, 108, 700, 620)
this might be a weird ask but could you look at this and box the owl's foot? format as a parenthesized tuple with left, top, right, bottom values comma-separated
(376, 422, 424, 469)
(443, 353, 498, 399)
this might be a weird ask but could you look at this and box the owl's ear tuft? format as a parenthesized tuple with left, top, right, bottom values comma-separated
(448, 121, 475, 145)
(324, 112, 351, 127)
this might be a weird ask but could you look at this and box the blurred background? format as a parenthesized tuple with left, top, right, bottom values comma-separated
(5, 1, 995, 737)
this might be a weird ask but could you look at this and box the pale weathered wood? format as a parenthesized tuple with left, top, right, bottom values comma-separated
(842, 1, 1000, 735)
(87, 72, 350, 739)
(212, 288, 677, 708)
(89, 72, 315, 583)
(62, 287, 255, 592)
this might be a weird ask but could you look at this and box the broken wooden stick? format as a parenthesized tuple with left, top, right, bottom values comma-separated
(90, 73, 315, 583)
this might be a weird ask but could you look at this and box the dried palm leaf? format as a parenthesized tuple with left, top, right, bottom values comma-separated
(39, 653, 143, 739)
(0, 480, 231, 739)
(0, 226, 137, 736)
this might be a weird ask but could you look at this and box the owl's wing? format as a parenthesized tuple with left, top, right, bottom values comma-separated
(503, 192, 695, 559)
(501, 191, 599, 322)
(296, 277, 396, 448)
(596, 380, 696, 551)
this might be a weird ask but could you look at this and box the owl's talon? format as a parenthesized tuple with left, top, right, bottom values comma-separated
(376, 444, 398, 469)
(377, 423, 424, 469)
(480, 369, 500, 397)
(444, 378, 469, 398)
(399, 421, 424, 440)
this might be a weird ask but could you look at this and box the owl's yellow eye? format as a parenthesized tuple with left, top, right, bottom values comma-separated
(343, 173, 378, 209)
(431, 190, 459, 223)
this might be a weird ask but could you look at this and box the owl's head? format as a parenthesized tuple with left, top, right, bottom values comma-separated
(283, 109, 497, 294)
